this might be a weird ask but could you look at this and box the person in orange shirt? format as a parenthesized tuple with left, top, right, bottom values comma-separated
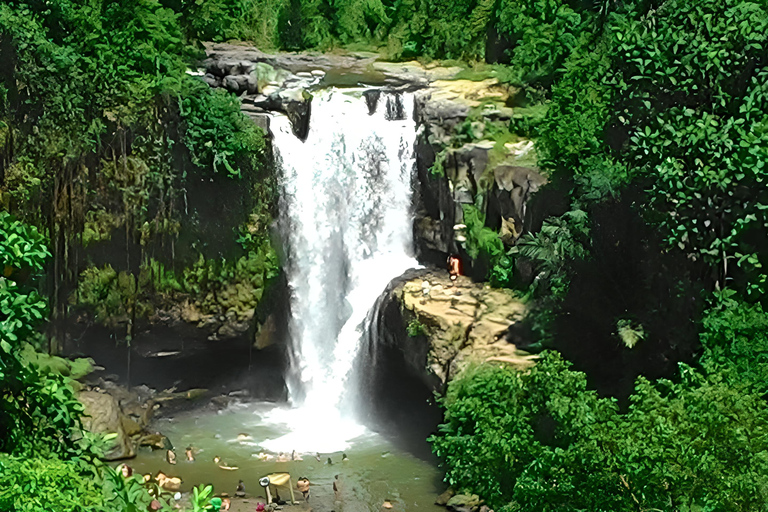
(447, 255, 462, 286)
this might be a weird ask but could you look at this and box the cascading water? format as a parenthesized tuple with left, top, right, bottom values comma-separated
(261, 88, 419, 452)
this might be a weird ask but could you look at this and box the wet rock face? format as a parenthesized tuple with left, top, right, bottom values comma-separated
(370, 269, 536, 390)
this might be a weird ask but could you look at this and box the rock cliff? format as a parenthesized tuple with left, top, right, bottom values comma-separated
(369, 269, 536, 390)
(412, 79, 546, 267)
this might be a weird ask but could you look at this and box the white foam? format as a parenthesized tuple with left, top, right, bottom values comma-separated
(270, 89, 418, 451)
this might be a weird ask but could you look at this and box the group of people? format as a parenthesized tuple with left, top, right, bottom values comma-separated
(165, 445, 196, 465)
(120, 455, 400, 511)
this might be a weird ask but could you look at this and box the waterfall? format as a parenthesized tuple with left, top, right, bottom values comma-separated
(262, 88, 419, 452)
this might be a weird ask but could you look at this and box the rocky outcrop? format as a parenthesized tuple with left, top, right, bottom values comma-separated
(199, 53, 319, 139)
(371, 269, 536, 389)
(78, 390, 136, 460)
(412, 80, 546, 265)
(77, 380, 207, 460)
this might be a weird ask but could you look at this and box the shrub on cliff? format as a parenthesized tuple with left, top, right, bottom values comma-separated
(181, 78, 267, 178)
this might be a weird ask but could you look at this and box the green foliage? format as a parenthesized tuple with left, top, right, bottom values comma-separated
(0, 214, 88, 459)
(513, 209, 589, 298)
(461, 204, 515, 287)
(495, 0, 593, 87)
(699, 294, 768, 393)
(191, 484, 215, 512)
(172, 243, 279, 316)
(431, 349, 768, 511)
(75, 240, 279, 324)
(102, 464, 172, 512)
(0, 455, 103, 512)
(162, 0, 259, 42)
(430, 353, 624, 510)
(533, 0, 768, 299)
(180, 78, 267, 178)
(74, 265, 142, 327)
(406, 317, 427, 337)
(615, 318, 644, 349)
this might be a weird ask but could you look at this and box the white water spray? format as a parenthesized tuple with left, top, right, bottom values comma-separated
(262, 89, 418, 453)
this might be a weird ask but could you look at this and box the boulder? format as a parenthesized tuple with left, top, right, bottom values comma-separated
(271, 88, 313, 140)
(138, 433, 172, 450)
(121, 415, 143, 436)
(78, 390, 135, 460)
(435, 488, 455, 506)
(446, 494, 481, 512)
(223, 75, 248, 94)
(203, 73, 221, 88)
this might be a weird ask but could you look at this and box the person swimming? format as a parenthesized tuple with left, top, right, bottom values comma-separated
(297, 477, 310, 502)
(213, 456, 239, 470)
(185, 446, 194, 462)
(342, 453, 349, 462)
(254, 452, 274, 461)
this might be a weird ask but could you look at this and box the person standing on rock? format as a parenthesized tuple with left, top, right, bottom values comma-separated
(448, 255, 462, 286)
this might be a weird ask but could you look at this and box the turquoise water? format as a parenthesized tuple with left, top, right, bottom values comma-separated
(130, 401, 445, 512)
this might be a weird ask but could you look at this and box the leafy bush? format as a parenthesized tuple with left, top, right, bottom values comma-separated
(180, 78, 267, 178)
(535, 0, 768, 299)
(495, 0, 594, 86)
(0, 455, 103, 512)
(0, 214, 88, 459)
(513, 209, 590, 298)
(431, 350, 768, 511)
(406, 318, 427, 337)
(699, 294, 768, 392)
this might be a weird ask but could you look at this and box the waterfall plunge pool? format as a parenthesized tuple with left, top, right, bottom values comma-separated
(130, 401, 445, 512)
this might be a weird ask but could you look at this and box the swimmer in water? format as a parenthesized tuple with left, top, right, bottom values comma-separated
(291, 450, 302, 461)
(342, 453, 349, 462)
(185, 446, 194, 462)
(297, 477, 310, 502)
